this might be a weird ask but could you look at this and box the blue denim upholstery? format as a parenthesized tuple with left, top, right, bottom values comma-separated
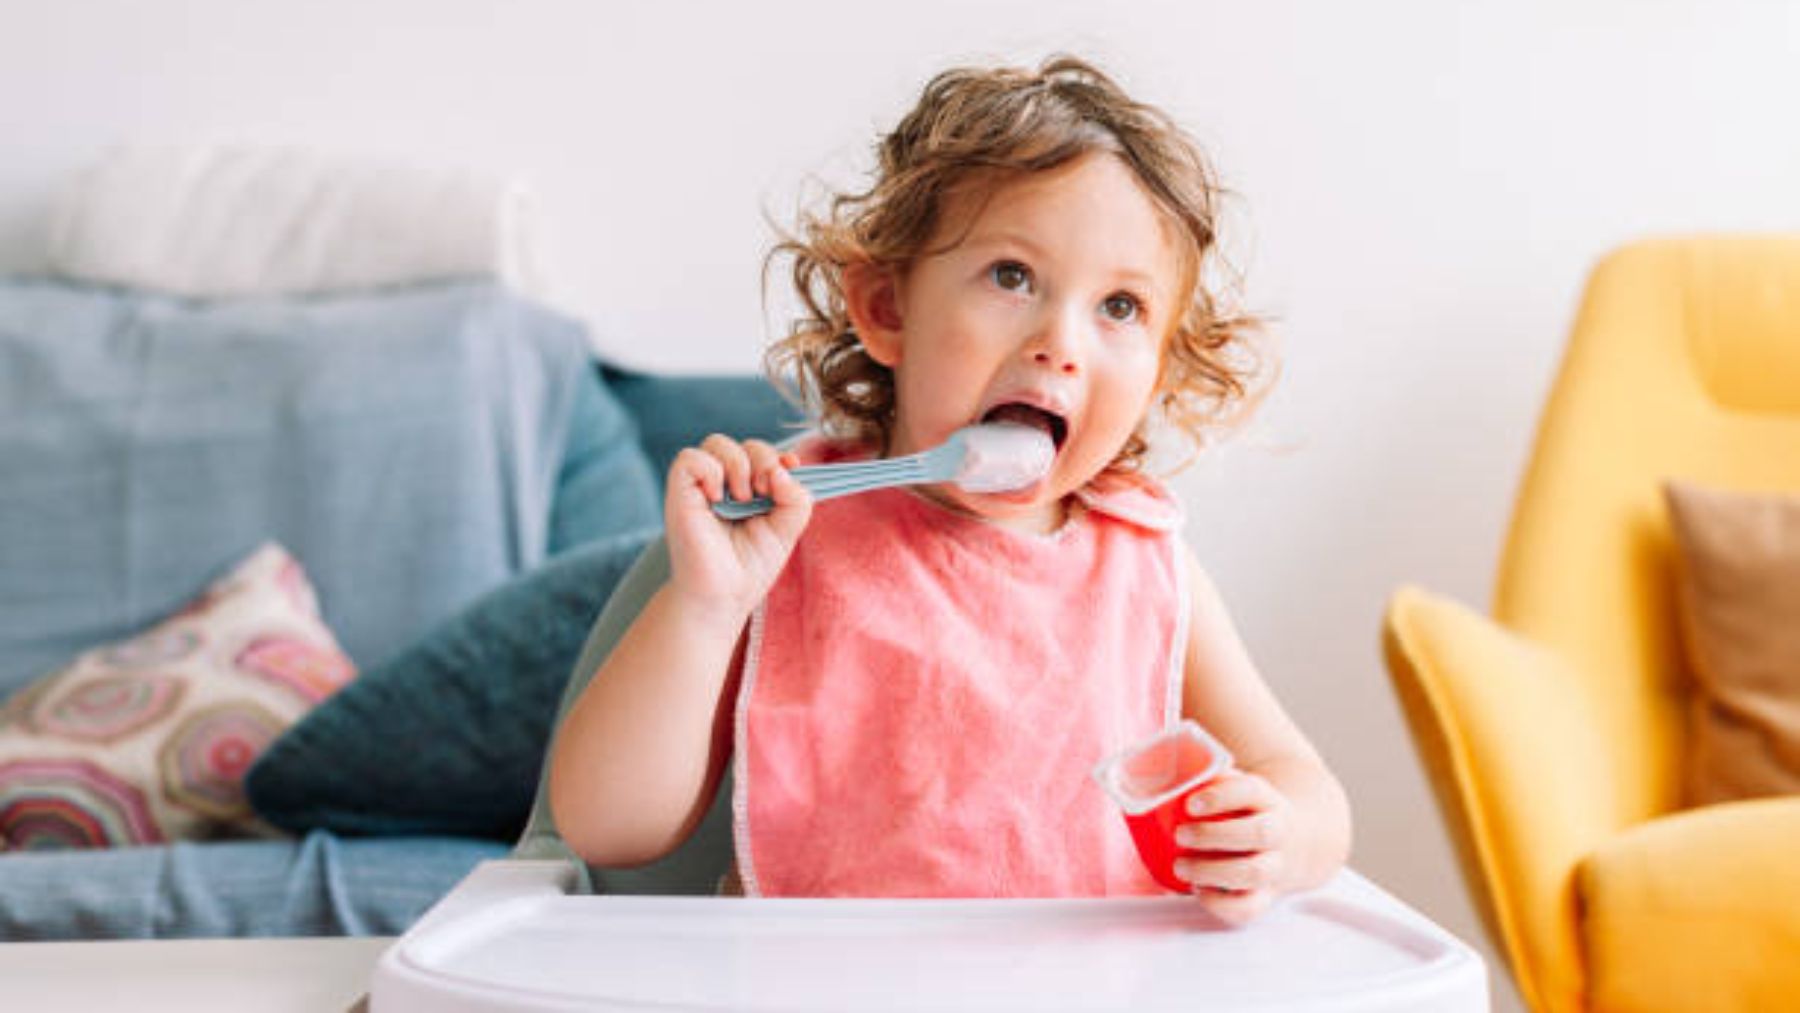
(0, 278, 792, 938)
(0, 831, 507, 939)
(0, 277, 651, 692)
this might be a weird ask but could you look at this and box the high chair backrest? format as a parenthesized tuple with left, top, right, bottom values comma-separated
(1494, 234, 1800, 833)
(513, 536, 740, 895)
(511, 371, 800, 894)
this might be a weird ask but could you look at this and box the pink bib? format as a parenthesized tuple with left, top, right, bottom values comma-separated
(732, 442, 1188, 897)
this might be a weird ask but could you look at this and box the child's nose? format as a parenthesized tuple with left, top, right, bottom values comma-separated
(1026, 305, 1084, 376)
(1032, 349, 1079, 375)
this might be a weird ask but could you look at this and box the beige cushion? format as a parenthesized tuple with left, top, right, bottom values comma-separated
(0, 544, 355, 848)
(1664, 480, 1800, 806)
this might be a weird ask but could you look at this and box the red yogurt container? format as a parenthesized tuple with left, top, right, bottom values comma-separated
(1091, 720, 1234, 893)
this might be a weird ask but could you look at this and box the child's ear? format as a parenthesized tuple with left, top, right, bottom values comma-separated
(844, 262, 904, 367)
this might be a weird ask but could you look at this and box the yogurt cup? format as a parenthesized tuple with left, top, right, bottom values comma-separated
(1091, 720, 1234, 893)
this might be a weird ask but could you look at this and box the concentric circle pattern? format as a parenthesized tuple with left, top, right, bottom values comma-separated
(159, 703, 283, 820)
(35, 673, 186, 743)
(1, 543, 348, 847)
(234, 635, 354, 703)
(98, 628, 202, 668)
(1, 673, 61, 731)
(0, 758, 162, 848)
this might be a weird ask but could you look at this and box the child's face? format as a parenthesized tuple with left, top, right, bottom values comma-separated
(852, 152, 1182, 532)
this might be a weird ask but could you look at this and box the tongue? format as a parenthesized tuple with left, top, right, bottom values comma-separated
(982, 404, 1056, 438)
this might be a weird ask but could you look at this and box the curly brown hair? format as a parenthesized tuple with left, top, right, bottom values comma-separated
(765, 54, 1267, 472)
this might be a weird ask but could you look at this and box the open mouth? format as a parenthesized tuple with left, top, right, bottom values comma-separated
(980, 402, 1068, 451)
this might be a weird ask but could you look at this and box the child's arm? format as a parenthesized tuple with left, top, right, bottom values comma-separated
(1172, 544, 1353, 924)
(548, 436, 813, 867)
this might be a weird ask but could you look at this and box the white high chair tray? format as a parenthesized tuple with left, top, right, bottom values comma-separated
(370, 860, 1486, 1012)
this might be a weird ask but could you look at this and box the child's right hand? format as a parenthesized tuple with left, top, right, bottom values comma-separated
(664, 435, 814, 618)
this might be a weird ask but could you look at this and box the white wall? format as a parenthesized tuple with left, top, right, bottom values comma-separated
(8, 1, 1800, 1006)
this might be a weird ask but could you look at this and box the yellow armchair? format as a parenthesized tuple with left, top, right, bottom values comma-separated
(1383, 236, 1800, 1012)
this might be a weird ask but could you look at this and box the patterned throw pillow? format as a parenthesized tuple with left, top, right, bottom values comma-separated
(0, 544, 355, 849)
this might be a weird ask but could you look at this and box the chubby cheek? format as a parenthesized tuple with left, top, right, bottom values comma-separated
(896, 342, 1007, 444)
(893, 373, 978, 453)
(1059, 423, 1133, 486)
(1075, 369, 1159, 468)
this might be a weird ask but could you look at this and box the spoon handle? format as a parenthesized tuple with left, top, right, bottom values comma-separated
(710, 452, 937, 520)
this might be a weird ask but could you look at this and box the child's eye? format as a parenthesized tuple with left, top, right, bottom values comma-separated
(990, 261, 1033, 293)
(1101, 292, 1141, 323)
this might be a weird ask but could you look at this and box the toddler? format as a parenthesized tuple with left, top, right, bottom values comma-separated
(549, 55, 1350, 925)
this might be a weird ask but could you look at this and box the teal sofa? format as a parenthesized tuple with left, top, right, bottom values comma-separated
(0, 277, 792, 938)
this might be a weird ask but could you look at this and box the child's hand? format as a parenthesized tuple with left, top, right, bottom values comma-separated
(665, 435, 813, 617)
(1172, 769, 1293, 926)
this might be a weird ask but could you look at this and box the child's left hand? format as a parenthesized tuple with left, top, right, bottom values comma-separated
(1172, 769, 1293, 926)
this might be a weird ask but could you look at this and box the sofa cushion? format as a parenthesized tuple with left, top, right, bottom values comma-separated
(0, 544, 353, 849)
(0, 278, 659, 696)
(1578, 797, 1800, 1010)
(1664, 480, 1800, 805)
(245, 528, 657, 841)
(0, 829, 506, 939)
(600, 366, 803, 477)
(548, 364, 666, 555)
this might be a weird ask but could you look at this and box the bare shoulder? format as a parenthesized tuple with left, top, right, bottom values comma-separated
(1175, 538, 1237, 637)
(1174, 538, 1316, 770)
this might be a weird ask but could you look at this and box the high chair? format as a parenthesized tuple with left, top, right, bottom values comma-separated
(371, 541, 1487, 1010)
(1383, 235, 1800, 1012)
